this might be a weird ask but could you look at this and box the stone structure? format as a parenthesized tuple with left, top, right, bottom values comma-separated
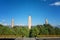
(11, 18, 14, 28)
(45, 19, 48, 24)
(28, 16, 32, 29)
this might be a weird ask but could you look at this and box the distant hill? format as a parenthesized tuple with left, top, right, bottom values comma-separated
(56, 25, 60, 28)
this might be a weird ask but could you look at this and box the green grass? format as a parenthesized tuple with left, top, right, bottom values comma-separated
(0, 35, 60, 38)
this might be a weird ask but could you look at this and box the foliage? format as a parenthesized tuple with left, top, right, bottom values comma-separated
(29, 26, 39, 37)
(0, 24, 60, 37)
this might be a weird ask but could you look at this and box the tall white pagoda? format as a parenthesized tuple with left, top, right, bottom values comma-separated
(28, 16, 32, 29)
(11, 18, 14, 28)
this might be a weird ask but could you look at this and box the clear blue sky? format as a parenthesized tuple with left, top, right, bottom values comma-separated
(0, 0, 60, 26)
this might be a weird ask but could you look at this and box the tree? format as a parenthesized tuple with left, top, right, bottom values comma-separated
(43, 24, 55, 35)
(36, 25, 49, 35)
(30, 27, 39, 37)
(20, 27, 29, 37)
(13, 26, 29, 37)
(0, 26, 14, 35)
(54, 27, 60, 35)
(0, 24, 3, 27)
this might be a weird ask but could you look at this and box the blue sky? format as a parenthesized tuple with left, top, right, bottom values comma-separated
(0, 0, 60, 26)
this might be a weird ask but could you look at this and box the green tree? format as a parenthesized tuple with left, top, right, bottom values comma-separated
(37, 25, 49, 35)
(54, 27, 60, 35)
(43, 24, 55, 35)
(30, 27, 39, 37)
(13, 26, 29, 37)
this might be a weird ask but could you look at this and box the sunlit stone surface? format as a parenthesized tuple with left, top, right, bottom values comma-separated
(28, 16, 32, 29)
(11, 18, 14, 28)
(45, 19, 48, 24)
